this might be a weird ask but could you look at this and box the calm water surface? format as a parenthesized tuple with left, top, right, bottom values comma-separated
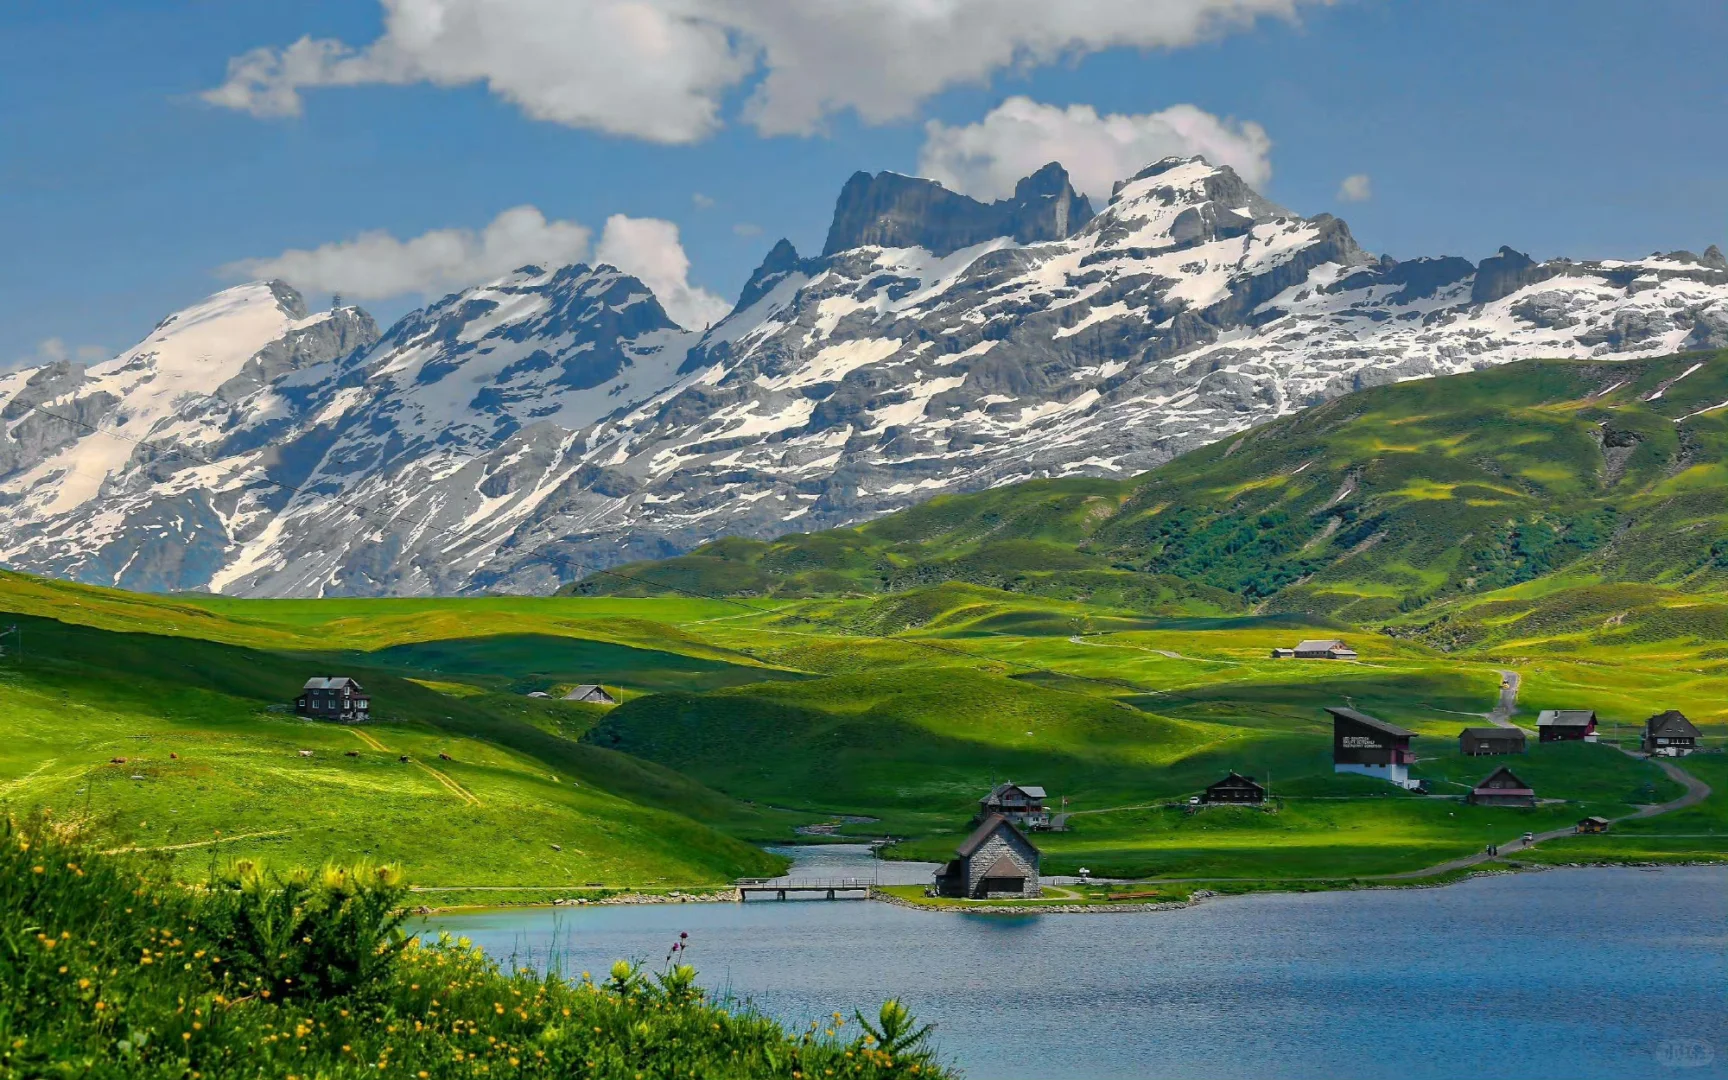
(427, 848, 1728, 1080)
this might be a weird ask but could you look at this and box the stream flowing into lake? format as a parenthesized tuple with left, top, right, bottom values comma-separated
(424, 848, 1728, 1080)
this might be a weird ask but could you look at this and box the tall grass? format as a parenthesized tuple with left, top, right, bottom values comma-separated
(0, 814, 951, 1079)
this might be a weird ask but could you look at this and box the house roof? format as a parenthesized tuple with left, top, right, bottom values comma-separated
(1295, 639, 1347, 652)
(981, 854, 1026, 880)
(564, 684, 614, 700)
(982, 782, 1046, 802)
(1580, 816, 1610, 825)
(956, 813, 1034, 859)
(302, 676, 359, 691)
(1207, 771, 1263, 789)
(1472, 765, 1533, 793)
(1645, 710, 1701, 738)
(1326, 707, 1416, 739)
(1461, 726, 1526, 740)
(1537, 709, 1596, 727)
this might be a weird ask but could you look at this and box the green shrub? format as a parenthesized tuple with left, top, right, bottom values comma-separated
(0, 817, 953, 1079)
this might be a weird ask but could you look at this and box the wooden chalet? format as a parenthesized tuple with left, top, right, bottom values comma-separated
(1467, 766, 1536, 807)
(978, 782, 1050, 829)
(1202, 772, 1266, 804)
(1460, 727, 1527, 756)
(1288, 639, 1358, 660)
(1327, 707, 1419, 789)
(564, 684, 619, 704)
(1576, 816, 1610, 834)
(934, 814, 1042, 899)
(1536, 709, 1597, 743)
(1643, 711, 1701, 756)
(295, 676, 370, 723)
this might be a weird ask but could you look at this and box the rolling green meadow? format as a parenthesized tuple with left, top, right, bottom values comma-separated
(2, 351, 1725, 898)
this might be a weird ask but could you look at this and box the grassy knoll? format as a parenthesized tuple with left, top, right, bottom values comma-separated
(1, 822, 948, 1079)
(0, 609, 788, 887)
(584, 668, 1223, 836)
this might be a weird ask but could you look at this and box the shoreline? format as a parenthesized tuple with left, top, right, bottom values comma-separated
(409, 857, 1724, 916)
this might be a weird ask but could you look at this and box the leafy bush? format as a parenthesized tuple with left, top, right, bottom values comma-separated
(0, 816, 953, 1079)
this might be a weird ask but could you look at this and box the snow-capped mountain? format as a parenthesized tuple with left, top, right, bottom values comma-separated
(3, 157, 1726, 595)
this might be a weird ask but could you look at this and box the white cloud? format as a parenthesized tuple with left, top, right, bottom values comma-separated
(731, 222, 763, 237)
(8, 337, 109, 372)
(220, 206, 593, 301)
(919, 96, 1273, 202)
(596, 215, 732, 329)
(205, 0, 1320, 143)
(691, 192, 717, 209)
(1337, 173, 1372, 202)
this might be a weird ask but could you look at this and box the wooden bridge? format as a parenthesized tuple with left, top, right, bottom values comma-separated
(735, 877, 874, 901)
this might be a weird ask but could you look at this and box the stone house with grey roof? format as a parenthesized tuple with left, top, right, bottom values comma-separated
(935, 814, 1041, 899)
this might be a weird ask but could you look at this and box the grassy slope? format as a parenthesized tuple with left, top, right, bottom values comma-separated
(0, 581, 798, 887)
(578, 351, 1728, 653)
(6, 353, 1728, 888)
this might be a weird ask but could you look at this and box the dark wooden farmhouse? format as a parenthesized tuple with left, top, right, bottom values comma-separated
(934, 814, 1042, 899)
(564, 684, 619, 704)
(1537, 709, 1597, 742)
(1468, 766, 1536, 807)
(1289, 639, 1358, 660)
(1460, 727, 1527, 756)
(1328, 707, 1419, 789)
(295, 677, 370, 722)
(1202, 772, 1266, 804)
(1576, 816, 1610, 834)
(977, 782, 1050, 828)
(1643, 711, 1701, 756)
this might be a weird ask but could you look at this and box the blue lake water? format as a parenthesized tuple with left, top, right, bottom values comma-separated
(426, 849, 1728, 1080)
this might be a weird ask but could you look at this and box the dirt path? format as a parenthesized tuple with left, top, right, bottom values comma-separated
(101, 829, 290, 855)
(346, 728, 482, 807)
(1487, 669, 1521, 727)
(1065, 636, 1239, 665)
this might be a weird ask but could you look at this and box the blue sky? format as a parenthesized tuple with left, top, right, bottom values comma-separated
(3, 0, 1726, 365)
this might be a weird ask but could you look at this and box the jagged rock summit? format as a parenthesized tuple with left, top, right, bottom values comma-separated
(3, 157, 1726, 596)
(822, 162, 1094, 256)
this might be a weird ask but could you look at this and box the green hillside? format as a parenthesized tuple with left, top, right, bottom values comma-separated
(572, 351, 1728, 651)
(0, 576, 799, 889)
(3, 351, 1724, 892)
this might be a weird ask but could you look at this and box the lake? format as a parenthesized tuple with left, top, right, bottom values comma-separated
(425, 848, 1728, 1080)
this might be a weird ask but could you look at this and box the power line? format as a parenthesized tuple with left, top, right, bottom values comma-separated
(7, 398, 1134, 688)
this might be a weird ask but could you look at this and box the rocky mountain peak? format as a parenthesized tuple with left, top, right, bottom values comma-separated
(265, 279, 310, 320)
(820, 164, 1094, 258)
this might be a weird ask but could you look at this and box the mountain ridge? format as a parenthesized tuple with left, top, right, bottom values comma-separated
(3, 156, 1727, 596)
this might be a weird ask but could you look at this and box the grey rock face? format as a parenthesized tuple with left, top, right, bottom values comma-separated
(822, 163, 1093, 257)
(6, 160, 1728, 597)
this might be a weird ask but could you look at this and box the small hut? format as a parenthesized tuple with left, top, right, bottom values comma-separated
(977, 782, 1050, 828)
(1201, 772, 1266, 804)
(1468, 766, 1536, 807)
(564, 684, 619, 704)
(1643, 711, 1701, 756)
(1460, 727, 1527, 756)
(1328, 707, 1419, 789)
(934, 814, 1041, 899)
(1536, 710, 1597, 742)
(1292, 639, 1358, 660)
(295, 677, 371, 722)
(1576, 816, 1610, 834)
